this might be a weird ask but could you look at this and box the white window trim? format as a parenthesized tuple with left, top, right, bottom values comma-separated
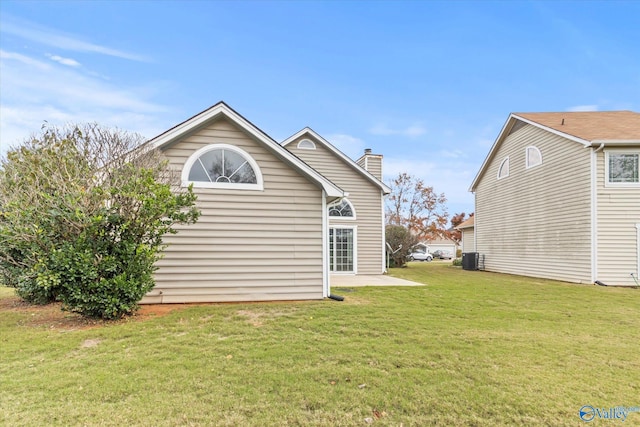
(297, 139, 316, 150)
(525, 146, 543, 169)
(181, 143, 264, 190)
(497, 156, 510, 180)
(328, 198, 356, 220)
(329, 225, 357, 275)
(604, 149, 640, 188)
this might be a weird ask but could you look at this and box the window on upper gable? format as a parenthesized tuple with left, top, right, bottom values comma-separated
(182, 144, 263, 190)
(497, 157, 510, 180)
(297, 139, 316, 150)
(328, 198, 355, 219)
(526, 146, 543, 169)
(606, 151, 639, 187)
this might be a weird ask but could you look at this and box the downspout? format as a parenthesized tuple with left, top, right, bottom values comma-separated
(322, 190, 329, 298)
(590, 143, 605, 284)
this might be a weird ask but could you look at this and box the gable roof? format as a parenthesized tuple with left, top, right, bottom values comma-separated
(515, 111, 640, 143)
(455, 216, 474, 230)
(281, 127, 391, 194)
(470, 110, 640, 192)
(145, 101, 344, 199)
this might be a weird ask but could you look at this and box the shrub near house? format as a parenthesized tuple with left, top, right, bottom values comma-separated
(0, 124, 199, 319)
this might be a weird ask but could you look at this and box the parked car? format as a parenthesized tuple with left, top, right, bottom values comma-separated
(407, 251, 433, 262)
(432, 250, 453, 260)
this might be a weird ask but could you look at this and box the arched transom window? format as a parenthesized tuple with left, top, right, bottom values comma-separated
(297, 139, 316, 150)
(182, 144, 263, 190)
(328, 198, 355, 219)
(526, 146, 543, 169)
(497, 156, 510, 180)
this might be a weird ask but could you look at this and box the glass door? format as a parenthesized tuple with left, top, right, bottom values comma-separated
(329, 228, 354, 273)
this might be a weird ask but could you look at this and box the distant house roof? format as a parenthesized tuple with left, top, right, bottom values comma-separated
(456, 216, 474, 230)
(470, 110, 640, 192)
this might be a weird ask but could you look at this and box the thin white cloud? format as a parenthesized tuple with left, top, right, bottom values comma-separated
(567, 104, 599, 112)
(369, 122, 427, 138)
(325, 133, 366, 160)
(0, 49, 51, 70)
(1, 15, 149, 62)
(0, 50, 169, 154)
(384, 156, 476, 215)
(46, 53, 81, 67)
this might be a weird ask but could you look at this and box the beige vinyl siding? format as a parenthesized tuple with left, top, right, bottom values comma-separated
(595, 149, 640, 285)
(475, 124, 592, 283)
(287, 137, 385, 274)
(143, 117, 324, 303)
(461, 228, 475, 253)
(357, 155, 383, 181)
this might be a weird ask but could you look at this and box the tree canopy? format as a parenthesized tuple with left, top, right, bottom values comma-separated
(0, 123, 200, 319)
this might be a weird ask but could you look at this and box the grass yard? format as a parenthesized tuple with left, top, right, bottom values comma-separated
(1, 262, 639, 426)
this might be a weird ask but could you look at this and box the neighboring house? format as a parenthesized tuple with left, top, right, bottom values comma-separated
(140, 102, 390, 304)
(470, 111, 640, 286)
(455, 216, 475, 254)
(415, 235, 458, 257)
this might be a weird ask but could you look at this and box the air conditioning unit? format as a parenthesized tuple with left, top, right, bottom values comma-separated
(462, 252, 479, 271)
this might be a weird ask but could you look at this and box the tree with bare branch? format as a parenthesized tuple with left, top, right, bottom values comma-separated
(0, 123, 199, 319)
(385, 172, 449, 239)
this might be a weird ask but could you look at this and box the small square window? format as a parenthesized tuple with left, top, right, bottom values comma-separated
(606, 151, 639, 186)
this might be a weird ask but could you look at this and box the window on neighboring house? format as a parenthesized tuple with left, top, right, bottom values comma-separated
(498, 157, 510, 179)
(526, 146, 542, 169)
(182, 144, 263, 190)
(328, 198, 355, 219)
(606, 151, 639, 186)
(297, 139, 316, 150)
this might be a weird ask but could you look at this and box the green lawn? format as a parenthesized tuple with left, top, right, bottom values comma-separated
(1, 263, 639, 426)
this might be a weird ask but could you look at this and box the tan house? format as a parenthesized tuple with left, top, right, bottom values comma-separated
(470, 111, 640, 286)
(455, 216, 475, 254)
(141, 102, 390, 303)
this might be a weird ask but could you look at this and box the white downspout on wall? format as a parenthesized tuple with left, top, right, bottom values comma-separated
(322, 190, 330, 298)
(590, 144, 604, 283)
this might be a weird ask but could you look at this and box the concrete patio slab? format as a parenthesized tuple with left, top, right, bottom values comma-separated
(330, 274, 425, 287)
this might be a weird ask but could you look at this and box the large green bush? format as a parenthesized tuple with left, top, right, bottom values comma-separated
(0, 124, 199, 319)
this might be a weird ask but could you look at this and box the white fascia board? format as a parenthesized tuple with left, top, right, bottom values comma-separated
(469, 113, 591, 192)
(282, 127, 392, 194)
(469, 114, 515, 192)
(145, 103, 344, 199)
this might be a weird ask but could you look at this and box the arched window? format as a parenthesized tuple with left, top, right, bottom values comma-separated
(182, 144, 263, 190)
(498, 157, 509, 180)
(297, 139, 316, 150)
(328, 198, 355, 219)
(526, 146, 543, 169)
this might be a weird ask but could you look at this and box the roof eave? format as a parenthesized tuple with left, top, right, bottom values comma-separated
(146, 102, 344, 199)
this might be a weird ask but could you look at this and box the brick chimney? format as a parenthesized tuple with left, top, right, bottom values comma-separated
(356, 148, 383, 181)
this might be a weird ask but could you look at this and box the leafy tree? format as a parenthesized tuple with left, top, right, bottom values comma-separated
(0, 124, 200, 319)
(385, 225, 419, 268)
(385, 172, 449, 239)
(446, 212, 474, 245)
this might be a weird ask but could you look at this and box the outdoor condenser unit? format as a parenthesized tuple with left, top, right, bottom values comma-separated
(462, 252, 479, 271)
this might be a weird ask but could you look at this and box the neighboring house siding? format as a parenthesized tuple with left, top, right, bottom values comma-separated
(595, 150, 640, 285)
(287, 138, 385, 274)
(461, 228, 475, 253)
(475, 124, 592, 283)
(144, 118, 324, 303)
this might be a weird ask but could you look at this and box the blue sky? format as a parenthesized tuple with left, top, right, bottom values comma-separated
(1, 0, 638, 216)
